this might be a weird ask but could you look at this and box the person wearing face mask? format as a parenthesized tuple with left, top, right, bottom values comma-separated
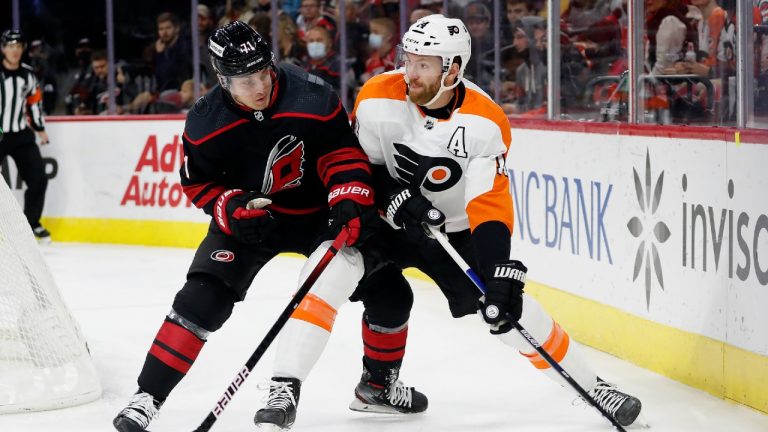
(361, 17, 397, 83)
(301, 25, 341, 91)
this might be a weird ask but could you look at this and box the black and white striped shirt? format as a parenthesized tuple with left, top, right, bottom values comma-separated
(0, 62, 45, 134)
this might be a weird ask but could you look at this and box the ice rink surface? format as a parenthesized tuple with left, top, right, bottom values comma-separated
(2, 242, 768, 432)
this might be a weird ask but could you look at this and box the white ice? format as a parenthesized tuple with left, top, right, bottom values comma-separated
(2, 242, 768, 432)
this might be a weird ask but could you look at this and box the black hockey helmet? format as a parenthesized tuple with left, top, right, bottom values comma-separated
(208, 21, 273, 77)
(1, 29, 25, 47)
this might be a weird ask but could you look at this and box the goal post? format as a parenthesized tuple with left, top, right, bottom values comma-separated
(0, 179, 101, 413)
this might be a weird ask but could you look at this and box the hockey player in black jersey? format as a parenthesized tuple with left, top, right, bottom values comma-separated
(112, 21, 379, 432)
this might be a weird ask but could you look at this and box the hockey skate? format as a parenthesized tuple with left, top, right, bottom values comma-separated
(33, 225, 51, 244)
(582, 378, 642, 427)
(113, 390, 162, 432)
(254, 377, 301, 430)
(349, 367, 428, 414)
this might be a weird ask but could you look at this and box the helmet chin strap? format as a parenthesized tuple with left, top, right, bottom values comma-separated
(420, 71, 460, 108)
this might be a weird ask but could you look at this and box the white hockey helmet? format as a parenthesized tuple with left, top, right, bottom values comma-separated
(401, 14, 471, 104)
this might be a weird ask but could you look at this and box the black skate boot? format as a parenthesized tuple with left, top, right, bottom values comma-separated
(113, 390, 162, 431)
(588, 378, 642, 427)
(349, 366, 428, 414)
(254, 377, 301, 430)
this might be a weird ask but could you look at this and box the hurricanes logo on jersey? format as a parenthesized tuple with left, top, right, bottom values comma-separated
(393, 143, 462, 192)
(262, 135, 305, 194)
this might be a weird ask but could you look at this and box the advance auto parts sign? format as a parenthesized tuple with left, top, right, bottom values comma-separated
(33, 120, 208, 223)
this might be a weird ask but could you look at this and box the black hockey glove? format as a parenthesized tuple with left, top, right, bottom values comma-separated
(327, 182, 380, 247)
(480, 260, 527, 335)
(385, 187, 445, 247)
(214, 189, 276, 244)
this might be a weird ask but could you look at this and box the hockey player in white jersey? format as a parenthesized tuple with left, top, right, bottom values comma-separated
(256, 14, 642, 430)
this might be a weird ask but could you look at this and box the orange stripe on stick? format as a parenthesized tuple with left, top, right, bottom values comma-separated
(520, 321, 570, 369)
(290, 293, 337, 332)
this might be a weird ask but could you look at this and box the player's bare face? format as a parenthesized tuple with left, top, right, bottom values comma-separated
(229, 68, 273, 110)
(405, 53, 443, 106)
(1, 43, 23, 67)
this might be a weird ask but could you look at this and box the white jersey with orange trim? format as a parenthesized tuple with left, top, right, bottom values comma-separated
(352, 69, 513, 234)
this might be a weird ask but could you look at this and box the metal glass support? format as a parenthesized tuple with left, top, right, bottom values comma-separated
(547, 0, 561, 120)
(736, 0, 754, 128)
(271, 0, 280, 61)
(400, 0, 408, 38)
(628, 0, 643, 124)
(12, 0, 20, 29)
(106, 0, 117, 114)
(191, 0, 201, 101)
(493, 0, 501, 103)
(340, 0, 349, 110)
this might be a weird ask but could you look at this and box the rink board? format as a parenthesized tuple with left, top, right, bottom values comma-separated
(2, 117, 766, 414)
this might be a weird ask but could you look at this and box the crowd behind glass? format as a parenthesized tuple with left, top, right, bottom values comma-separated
(8, 0, 768, 127)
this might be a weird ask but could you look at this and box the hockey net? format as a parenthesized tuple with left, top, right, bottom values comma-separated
(0, 180, 101, 413)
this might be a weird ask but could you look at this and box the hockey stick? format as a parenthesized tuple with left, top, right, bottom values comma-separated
(193, 229, 351, 432)
(426, 226, 627, 432)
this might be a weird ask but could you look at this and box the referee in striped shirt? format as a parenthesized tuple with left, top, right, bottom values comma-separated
(1, 29, 51, 241)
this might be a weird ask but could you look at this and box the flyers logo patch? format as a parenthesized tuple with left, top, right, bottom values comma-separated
(393, 143, 462, 193)
(263, 135, 305, 194)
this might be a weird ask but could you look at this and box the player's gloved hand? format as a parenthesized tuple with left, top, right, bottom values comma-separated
(480, 260, 527, 335)
(214, 189, 276, 244)
(327, 182, 379, 247)
(385, 187, 445, 246)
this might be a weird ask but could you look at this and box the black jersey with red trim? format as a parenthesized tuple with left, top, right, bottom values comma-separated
(180, 63, 372, 218)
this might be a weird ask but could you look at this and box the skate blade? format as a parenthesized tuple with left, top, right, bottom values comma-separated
(348, 398, 413, 415)
(36, 237, 52, 245)
(627, 411, 651, 429)
(255, 424, 290, 431)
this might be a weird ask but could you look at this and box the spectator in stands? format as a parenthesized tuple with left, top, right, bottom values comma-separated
(419, 0, 445, 15)
(67, 49, 109, 115)
(361, 17, 397, 82)
(297, 0, 337, 39)
(152, 12, 192, 92)
(28, 39, 57, 114)
(278, 14, 306, 66)
(379, 0, 403, 28)
(645, 0, 698, 75)
(567, 0, 625, 76)
(507, 0, 536, 23)
(219, 0, 255, 27)
(464, 2, 495, 91)
(336, 0, 370, 83)
(301, 25, 341, 90)
(249, 12, 272, 39)
(410, 9, 433, 25)
(540, 26, 591, 111)
(504, 0, 536, 43)
(510, 17, 547, 114)
(198, 4, 218, 88)
(153, 79, 208, 114)
(671, 0, 725, 78)
(253, 0, 275, 13)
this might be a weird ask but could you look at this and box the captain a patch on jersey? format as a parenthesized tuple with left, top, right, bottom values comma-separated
(392, 143, 462, 192)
